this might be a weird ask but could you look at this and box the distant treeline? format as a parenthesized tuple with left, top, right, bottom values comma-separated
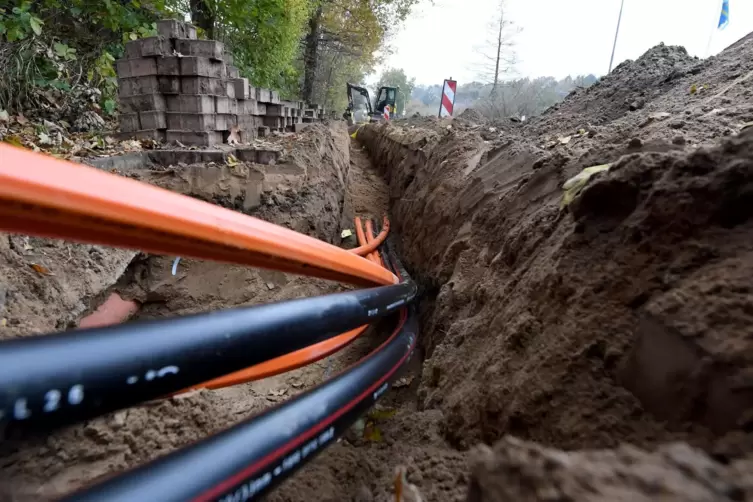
(409, 75, 599, 118)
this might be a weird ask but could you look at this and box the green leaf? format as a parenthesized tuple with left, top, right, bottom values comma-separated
(53, 42, 69, 57)
(129, 32, 137, 40)
(103, 99, 117, 115)
(29, 16, 42, 35)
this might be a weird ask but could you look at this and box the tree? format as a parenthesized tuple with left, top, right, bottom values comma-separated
(474, 0, 519, 97)
(300, 0, 419, 105)
(375, 67, 415, 115)
(185, 0, 309, 89)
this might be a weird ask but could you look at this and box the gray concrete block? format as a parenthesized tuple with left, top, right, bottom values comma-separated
(119, 94, 166, 113)
(262, 116, 283, 128)
(215, 114, 237, 131)
(166, 130, 222, 146)
(116, 58, 158, 78)
(157, 57, 181, 76)
(166, 112, 217, 131)
(232, 78, 251, 100)
(227, 66, 240, 79)
(258, 126, 270, 138)
(125, 37, 172, 58)
(148, 149, 227, 165)
(256, 149, 281, 165)
(256, 103, 267, 115)
(167, 95, 215, 113)
(256, 88, 271, 103)
(226, 80, 236, 99)
(302, 117, 316, 123)
(159, 76, 180, 94)
(117, 76, 157, 97)
(157, 19, 196, 40)
(180, 57, 226, 78)
(265, 104, 284, 117)
(303, 109, 316, 118)
(181, 77, 227, 96)
(235, 148, 257, 163)
(237, 99, 258, 115)
(139, 111, 167, 130)
(175, 39, 224, 60)
(215, 96, 238, 114)
(118, 113, 140, 132)
(86, 152, 150, 172)
(114, 129, 166, 142)
(269, 90, 280, 104)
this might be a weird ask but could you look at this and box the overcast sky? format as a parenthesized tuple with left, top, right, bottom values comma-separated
(371, 0, 753, 86)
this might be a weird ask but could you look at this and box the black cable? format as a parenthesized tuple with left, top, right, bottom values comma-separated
(0, 281, 416, 433)
(63, 310, 418, 502)
(63, 246, 419, 502)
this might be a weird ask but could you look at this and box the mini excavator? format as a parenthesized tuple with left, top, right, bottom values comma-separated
(343, 83, 399, 126)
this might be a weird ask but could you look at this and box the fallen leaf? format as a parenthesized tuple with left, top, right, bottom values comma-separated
(227, 153, 239, 166)
(363, 420, 383, 442)
(368, 407, 397, 420)
(16, 114, 28, 125)
(31, 263, 54, 276)
(38, 131, 53, 145)
(690, 84, 698, 94)
(4, 135, 24, 148)
(740, 121, 753, 131)
(562, 163, 612, 207)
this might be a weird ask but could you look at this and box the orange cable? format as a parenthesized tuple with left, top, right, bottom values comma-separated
(0, 144, 396, 287)
(349, 216, 389, 256)
(364, 219, 384, 267)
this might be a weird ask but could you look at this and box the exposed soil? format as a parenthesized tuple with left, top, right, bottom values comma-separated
(4, 33, 753, 502)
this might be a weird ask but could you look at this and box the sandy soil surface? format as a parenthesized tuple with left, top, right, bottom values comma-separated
(4, 33, 753, 502)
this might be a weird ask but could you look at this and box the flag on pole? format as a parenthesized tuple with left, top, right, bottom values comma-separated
(718, 0, 729, 30)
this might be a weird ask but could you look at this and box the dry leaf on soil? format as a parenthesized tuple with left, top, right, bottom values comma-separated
(30, 264, 54, 276)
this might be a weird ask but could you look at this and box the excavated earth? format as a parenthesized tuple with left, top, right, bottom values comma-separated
(4, 34, 753, 502)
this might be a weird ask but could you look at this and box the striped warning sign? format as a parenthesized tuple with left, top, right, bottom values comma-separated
(439, 79, 457, 117)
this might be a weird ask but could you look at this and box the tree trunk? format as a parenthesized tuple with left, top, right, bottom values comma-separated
(490, 9, 504, 97)
(190, 0, 215, 39)
(302, 6, 323, 105)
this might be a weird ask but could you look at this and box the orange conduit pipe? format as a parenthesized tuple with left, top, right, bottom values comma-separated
(355, 217, 378, 266)
(179, 325, 369, 392)
(0, 144, 396, 287)
(349, 215, 390, 257)
(364, 219, 384, 268)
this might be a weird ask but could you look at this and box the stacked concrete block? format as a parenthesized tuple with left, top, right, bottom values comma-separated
(117, 19, 323, 146)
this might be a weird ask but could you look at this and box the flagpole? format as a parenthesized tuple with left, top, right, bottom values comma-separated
(706, 0, 723, 56)
(608, 0, 626, 73)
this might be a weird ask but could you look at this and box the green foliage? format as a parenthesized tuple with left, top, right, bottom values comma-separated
(211, 0, 310, 89)
(375, 67, 415, 115)
(0, 2, 45, 41)
(0, 0, 167, 114)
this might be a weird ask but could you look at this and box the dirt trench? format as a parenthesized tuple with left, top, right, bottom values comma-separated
(0, 121, 435, 501)
(5, 36, 753, 502)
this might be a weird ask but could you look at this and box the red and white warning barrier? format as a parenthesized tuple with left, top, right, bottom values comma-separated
(439, 78, 457, 117)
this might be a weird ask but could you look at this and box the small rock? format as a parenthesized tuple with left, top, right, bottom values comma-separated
(628, 137, 643, 148)
(266, 282, 275, 290)
(672, 135, 686, 145)
(669, 120, 686, 129)
(629, 98, 645, 111)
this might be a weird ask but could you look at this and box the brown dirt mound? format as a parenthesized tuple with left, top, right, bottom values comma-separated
(360, 37, 753, 465)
